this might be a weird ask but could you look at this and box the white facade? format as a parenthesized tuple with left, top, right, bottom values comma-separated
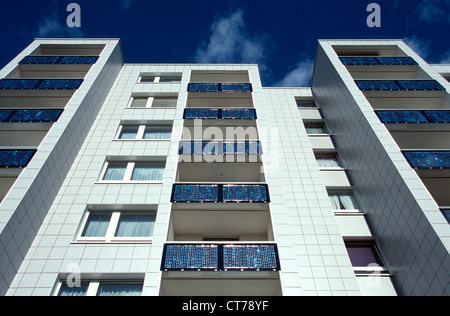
(0, 39, 448, 296)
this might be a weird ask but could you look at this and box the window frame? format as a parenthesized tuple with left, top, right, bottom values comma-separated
(99, 161, 165, 184)
(127, 96, 178, 109)
(76, 210, 156, 243)
(55, 280, 144, 296)
(344, 239, 388, 274)
(115, 124, 172, 141)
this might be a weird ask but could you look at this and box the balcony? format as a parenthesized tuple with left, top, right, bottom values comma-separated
(161, 243, 280, 272)
(171, 184, 270, 204)
(188, 83, 252, 93)
(0, 79, 83, 90)
(403, 151, 450, 206)
(168, 204, 272, 241)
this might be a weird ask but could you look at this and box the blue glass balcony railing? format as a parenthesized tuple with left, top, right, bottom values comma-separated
(0, 150, 36, 168)
(340, 56, 417, 66)
(0, 109, 63, 123)
(355, 80, 445, 91)
(20, 56, 98, 65)
(183, 108, 256, 120)
(179, 141, 261, 155)
(161, 243, 280, 271)
(188, 83, 252, 93)
(376, 110, 450, 124)
(0, 79, 83, 90)
(403, 151, 450, 169)
(171, 184, 270, 203)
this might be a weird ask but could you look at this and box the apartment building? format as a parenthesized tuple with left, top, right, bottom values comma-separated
(0, 39, 448, 296)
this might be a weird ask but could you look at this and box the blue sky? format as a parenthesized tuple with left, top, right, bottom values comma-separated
(0, 0, 449, 86)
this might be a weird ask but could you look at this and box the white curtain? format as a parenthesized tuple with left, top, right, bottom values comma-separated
(82, 214, 111, 237)
(103, 164, 127, 180)
(115, 215, 155, 237)
(329, 195, 341, 209)
(340, 194, 358, 209)
(329, 194, 358, 210)
(143, 128, 171, 139)
(119, 127, 138, 139)
(131, 164, 164, 181)
(317, 158, 341, 168)
(97, 283, 143, 296)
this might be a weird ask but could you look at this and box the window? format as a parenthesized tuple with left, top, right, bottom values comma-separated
(128, 96, 177, 108)
(296, 99, 316, 108)
(345, 241, 385, 271)
(140, 74, 182, 83)
(79, 210, 156, 242)
(101, 161, 165, 182)
(305, 123, 329, 135)
(57, 281, 143, 296)
(117, 124, 172, 140)
(316, 154, 342, 168)
(328, 192, 359, 210)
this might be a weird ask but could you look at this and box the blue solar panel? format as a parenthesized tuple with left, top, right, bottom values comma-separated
(223, 244, 280, 271)
(397, 80, 445, 91)
(59, 56, 98, 64)
(0, 79, 41, 89)
(340, 57, 379, 65)
(19, 56, 98, 65)
(0, 150, 36, 168)
(188, 83, 219, 92)
(376, 57, 417, 65)
(171, 184, 219, 203)
(183, 108, 219, 119)
(422, 111, 450, 123)
(403, 151, 450, 169)
(222, 184, 270, 203)
(221, 83, 252, 92)
(37, 79, 83, 89)
(0, 110, 14, 122)
(376, 111, 428, 123)
(221, 109, 257, 119)
(7, 109, 63, 122)
(20, 56, 62, 64)
(355, 80, 400, 90)
(162, 244, 219, 271)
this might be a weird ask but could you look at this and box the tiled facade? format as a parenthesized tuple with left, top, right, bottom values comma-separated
(0, 39, 448, 296)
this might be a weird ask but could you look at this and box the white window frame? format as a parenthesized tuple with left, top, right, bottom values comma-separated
(99, 161, 165, 184)
(76, 210, 156, 243)
(127, 96, 178, 109)
(115, 124, 172, 141)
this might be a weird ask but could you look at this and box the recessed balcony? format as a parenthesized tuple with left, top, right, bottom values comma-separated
(168, 204, 272, 241)
(403, 151, 450, 206)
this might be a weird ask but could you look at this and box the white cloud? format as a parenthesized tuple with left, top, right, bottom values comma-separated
(403, 36, 430, 59)
(274, 60, 314, 87)
(195, 10, 269, 67)
(416, 0, 450, 24)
